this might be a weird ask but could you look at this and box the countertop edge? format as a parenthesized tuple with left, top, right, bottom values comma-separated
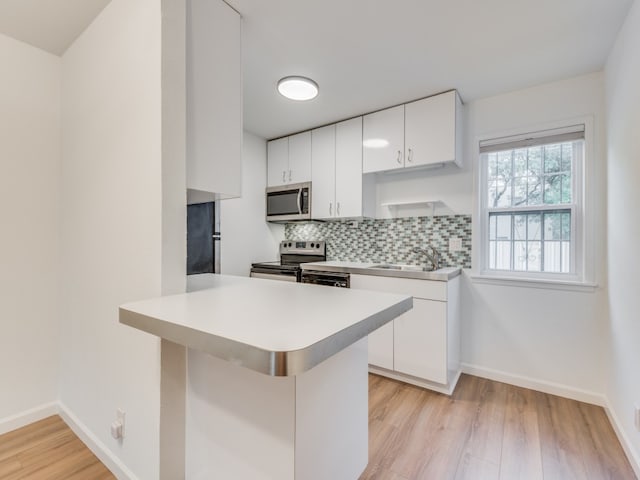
(300, 262, 461, 281)
(119, 295, 413, 377)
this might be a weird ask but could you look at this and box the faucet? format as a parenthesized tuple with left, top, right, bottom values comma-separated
(412, 245, 440, 271)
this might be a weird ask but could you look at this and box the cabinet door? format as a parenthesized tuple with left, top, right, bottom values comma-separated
(405, 91, 456, 168)
(350, 274, 394, 369)
(368, 322, 394, 370)
(267, 138, 289, 187)
(288, 131, 312, 184)
(187, 0, 242, 197)
(335, 117, 363, 218)
(311, 125, 336, 219)
(394, 299, 447, 384)
(362, 105, 404, 173)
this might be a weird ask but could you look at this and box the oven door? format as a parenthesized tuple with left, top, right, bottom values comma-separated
(301, 271, 350, 288)
(250, 267, 298, 282)
(266, 182, 311, 223)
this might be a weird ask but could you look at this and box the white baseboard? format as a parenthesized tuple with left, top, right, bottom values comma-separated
(460, 363, 607, 406)
(368, 366, 462, 396)
(0, 402, 58, 435)
(57, 402, 138, 480)
(604, 400, 640, 479)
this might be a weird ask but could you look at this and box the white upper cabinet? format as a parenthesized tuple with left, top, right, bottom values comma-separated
(311, 125, 336, 219)
(363, 90, 463, 174)
(362, 105, 404, 174)
(311, 117, 371, 219)
(335, 117, 364, 218)
(267, 132, 312, 187)
(405, 90, 461, 168)
(187, 0, 242, 199)
(267, 137, 289, 187)
(288, 131, 312, 184)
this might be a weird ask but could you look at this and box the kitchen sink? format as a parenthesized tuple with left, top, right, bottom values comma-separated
(370, 263, 432, 272)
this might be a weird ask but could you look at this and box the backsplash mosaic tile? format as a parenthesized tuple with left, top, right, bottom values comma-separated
(285, 215, 472, 268)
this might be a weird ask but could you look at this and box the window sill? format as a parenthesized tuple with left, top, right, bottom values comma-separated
(468, 272, 598, 292)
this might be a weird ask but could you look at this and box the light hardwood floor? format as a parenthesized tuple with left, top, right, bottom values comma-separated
(0, 374, 636, 479)
(362, 373, 637, 479)
(0, 415, 114, 480)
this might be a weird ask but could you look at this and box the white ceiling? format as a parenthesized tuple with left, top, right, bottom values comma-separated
(0, 0, 111, 56)
(0, 0, 632, 139)
(228, 0, 633, 139)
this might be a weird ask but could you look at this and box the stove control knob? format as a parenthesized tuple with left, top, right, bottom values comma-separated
(310, 243, 315, 248)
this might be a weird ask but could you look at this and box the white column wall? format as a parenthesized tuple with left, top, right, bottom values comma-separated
(462, 73, 608, 399)
(0, 33, 61, 427)
(605, 0, 640, 470)
(220, 131, 285, 276)
(59, 1, 166, 478)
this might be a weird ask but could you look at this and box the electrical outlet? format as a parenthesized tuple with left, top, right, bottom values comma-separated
(111, 409, 126, 440)
(449, 237, 463, 253)
(635, 404, 640, 432)
(117, 409, 126, 437)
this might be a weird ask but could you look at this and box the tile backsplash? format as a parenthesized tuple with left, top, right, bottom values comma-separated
(285, 215, 471, 268)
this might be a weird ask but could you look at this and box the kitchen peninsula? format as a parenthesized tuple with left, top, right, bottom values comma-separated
(120, 274, 412, 479)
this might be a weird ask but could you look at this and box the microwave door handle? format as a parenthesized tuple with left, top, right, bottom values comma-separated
(297, 189, 302, 214)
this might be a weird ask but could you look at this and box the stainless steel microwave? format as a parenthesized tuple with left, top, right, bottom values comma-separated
(266, 182, 311, 222)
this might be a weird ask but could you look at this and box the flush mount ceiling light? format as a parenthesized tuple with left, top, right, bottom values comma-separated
(363, 138, 390, 149)
(277, 76, 319, 101)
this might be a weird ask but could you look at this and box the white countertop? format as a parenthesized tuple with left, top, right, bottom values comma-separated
(301, 261, 461, 281)
(119, 274, 412, 376)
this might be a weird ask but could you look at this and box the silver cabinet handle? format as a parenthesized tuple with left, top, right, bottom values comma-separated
(407, 148, 413, 163)
(329, 202, 332, 216)
(282, 171, 286, 182)
(289, 170, 292, 182)
(337, 202, 341, 216)
(396, 150, 402, 164)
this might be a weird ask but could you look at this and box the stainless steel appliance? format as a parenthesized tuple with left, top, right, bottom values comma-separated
(301, 270, 350, 288)
(250, 240, 326, 282)
(266, 182, 311, 223)
(187, 201, 221, 275)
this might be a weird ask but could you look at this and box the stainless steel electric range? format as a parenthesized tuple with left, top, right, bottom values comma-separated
(250, 240, 326, 282)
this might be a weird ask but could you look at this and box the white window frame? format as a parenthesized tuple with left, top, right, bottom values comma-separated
(472, 117, 597, 290)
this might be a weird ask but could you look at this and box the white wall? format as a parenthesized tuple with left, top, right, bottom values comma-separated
(220, 131, 284, 276)
(461, 73, 609, 399)
(59, 1, 166, 478)
(0, 34, 61, 427)
(605, 0, 640, 468)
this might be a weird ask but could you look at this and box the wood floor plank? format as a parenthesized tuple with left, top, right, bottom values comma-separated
(574, 401, 637, 479)
(1, 378, 635, 480)
(385, 388, 451, 477)
(457, 376, 508, 469)
(537, 392, 590, 479)
(0, 458, 22, 478)
(0, 416, 67, 462)
(360, 374, 636, 480)
(499, 386, 543, 479)
(455, 453, 500, 480)
(0, 416, 114, 480)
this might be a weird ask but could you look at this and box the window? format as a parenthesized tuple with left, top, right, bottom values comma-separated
(480, 125, 585, 278)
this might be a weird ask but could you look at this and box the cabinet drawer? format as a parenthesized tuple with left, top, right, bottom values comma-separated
(350, 274, 446, 301)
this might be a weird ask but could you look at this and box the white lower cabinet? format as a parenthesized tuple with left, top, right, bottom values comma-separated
(367, 321, 393, 370)
(394, 299, 447, 384)
(350, 273, 460, 394)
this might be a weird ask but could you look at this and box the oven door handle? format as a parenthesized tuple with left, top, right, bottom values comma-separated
(296, 188, 302, 214)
